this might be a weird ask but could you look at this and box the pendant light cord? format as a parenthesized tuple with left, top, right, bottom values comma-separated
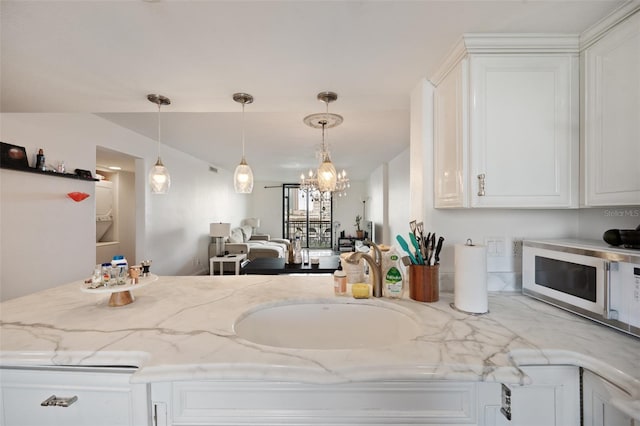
(157, 102, 162, 158)
(241, 102, 246, 160)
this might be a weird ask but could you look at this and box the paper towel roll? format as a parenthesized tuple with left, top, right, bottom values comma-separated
(454, 242, 488, 314)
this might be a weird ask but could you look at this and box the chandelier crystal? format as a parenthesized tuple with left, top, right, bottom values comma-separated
(300, 91, 349, 197)
(147, 94, 171, 194)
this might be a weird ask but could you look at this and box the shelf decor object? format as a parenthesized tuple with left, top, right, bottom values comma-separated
(147, 94, 171, 194)
(0, 142, 29, 169)
(233, 92, 254, 194)
(67, 192, 90, 202)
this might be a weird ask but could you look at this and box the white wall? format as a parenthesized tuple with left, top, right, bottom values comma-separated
(0, 113, 248, 301)
(367, 164, 387, 245)
(388, 148, 411, 245)
(332, 180, 368, 239)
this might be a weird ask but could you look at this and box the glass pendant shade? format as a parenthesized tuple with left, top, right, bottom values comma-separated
(317, 154, 337, 193)
(149, 157, 171, 194)
(234, 158, 254, 193)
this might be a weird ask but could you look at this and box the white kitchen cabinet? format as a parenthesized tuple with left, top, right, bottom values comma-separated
(582, 370, 635, 426)
(582, 10, 640, 207)
(0, 366, 149, 426)
(150, 367, 580, 426)
(433, 35, 580, 208)
(479, 366, 580, 426)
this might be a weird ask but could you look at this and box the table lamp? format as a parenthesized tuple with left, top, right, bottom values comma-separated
(244, 218, 260, 234)
(210, 222, 231, 257)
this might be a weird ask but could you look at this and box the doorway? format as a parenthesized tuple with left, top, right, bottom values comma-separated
(283, 184, 333, 249)
(95, 146, 138, 265)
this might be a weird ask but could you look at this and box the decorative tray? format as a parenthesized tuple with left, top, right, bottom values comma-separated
(81, 274, 158, 306)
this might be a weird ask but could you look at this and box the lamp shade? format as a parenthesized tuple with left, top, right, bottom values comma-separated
(149, 158, 171, 194)
(209, 222, 231, 238)
(234, 160, 254, 193)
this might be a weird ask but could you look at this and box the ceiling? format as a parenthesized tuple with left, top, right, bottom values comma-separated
(0, 0, 625, 181)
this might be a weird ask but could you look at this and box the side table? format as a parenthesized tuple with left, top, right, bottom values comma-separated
(209, 254, 247, 276)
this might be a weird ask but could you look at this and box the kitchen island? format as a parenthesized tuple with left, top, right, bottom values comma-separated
(1, 274, 639, 425)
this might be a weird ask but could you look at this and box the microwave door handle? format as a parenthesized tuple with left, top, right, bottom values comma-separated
(603, 261, 619, 321)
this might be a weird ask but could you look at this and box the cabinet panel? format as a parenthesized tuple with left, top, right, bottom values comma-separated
(0, 367, 149, 426)
(583, 11, 640, 206)
(434, 59, 469, 208)
(469, 55, 579, 208)
(582, 370, 634, 426)
(154, 380, 477, 425)
(479, 366, 579, 426)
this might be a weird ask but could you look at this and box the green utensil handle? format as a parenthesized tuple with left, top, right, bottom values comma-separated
(396, 235, 418, 265)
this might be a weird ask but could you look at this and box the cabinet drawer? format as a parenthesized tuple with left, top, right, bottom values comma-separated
(0, 367, 148, 426)
(158, 380, 477, 425)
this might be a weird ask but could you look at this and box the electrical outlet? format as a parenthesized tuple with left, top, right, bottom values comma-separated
(485, 237, 505, 257)
(512, 239, 523, 258)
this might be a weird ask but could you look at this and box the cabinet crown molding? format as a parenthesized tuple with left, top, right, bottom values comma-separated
(580, 2, 640, 50)
(430, 34, 579, 86)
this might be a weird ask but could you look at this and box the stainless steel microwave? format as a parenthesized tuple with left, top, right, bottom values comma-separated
(523, 239, 640, 338)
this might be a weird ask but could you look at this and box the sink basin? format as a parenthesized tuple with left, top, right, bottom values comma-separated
(233, 300, 421, 349)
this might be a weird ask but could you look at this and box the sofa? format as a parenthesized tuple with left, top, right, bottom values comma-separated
(208, 225, 290, 262)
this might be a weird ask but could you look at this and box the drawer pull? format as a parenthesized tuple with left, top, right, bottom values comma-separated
(40, 395, 78, 407)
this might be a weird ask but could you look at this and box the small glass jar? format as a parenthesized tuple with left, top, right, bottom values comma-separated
(101, 263, 111, 287)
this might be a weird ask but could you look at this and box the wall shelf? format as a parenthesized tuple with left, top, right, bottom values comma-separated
(0, 164, 98, 181)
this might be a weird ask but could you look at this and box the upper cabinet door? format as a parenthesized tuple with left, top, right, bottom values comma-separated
(469, 55, 579, 208)
(582, 11, 640, 207)
(434, 59, 469, 208)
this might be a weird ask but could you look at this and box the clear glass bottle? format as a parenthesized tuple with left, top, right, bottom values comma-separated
(293, 237, 302, 264)
(101, 263, 112, 287)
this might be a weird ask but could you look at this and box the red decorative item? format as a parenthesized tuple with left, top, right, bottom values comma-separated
(67, 192, 90, 202)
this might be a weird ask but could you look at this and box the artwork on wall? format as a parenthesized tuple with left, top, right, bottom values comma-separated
(0, 142, 29, 169)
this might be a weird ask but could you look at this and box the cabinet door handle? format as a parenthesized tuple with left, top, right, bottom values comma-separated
(40, 394, 78, 407)
(477, 174, 486, 196)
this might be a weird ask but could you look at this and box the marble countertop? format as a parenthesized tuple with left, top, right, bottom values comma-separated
(1, 275, 640, 416)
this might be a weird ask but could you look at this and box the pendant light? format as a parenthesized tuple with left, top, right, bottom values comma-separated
(233, 92, 254, 194)
(303, 91, 343, 193)
(147, 94, 171, 194)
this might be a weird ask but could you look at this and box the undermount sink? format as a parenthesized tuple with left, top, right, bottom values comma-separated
(233, 300, 421, 349)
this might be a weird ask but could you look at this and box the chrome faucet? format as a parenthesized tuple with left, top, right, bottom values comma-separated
(346, 240, 383, 297)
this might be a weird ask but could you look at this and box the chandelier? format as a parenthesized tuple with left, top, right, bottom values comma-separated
(300, 91, 350, 197)
(300, 168, 349, 198)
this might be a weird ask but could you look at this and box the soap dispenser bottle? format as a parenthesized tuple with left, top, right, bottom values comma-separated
(383, 246, 405, 298)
